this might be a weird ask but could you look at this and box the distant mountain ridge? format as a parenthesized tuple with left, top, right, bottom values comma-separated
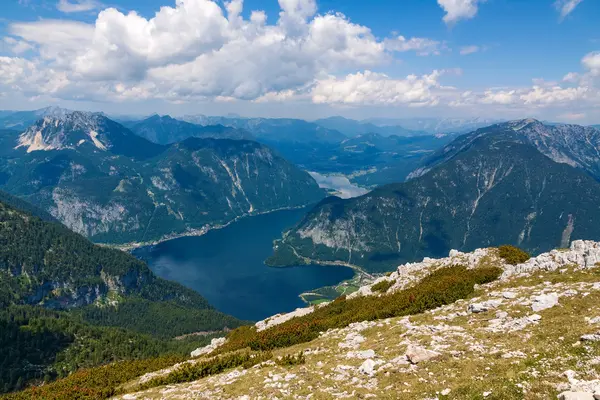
(268, 120, 600, 272)
(313, 116, 426, 137)
(128, 115, 253, 144)
(0, 112, 325, 244)
(362, 116, 503, 134)
(408, 119, 600, 180)
(181, 115, 346, 144)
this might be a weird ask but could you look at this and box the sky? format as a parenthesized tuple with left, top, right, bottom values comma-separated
(0, 0, 599, 123)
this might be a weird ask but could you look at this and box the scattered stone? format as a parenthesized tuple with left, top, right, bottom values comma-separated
(559, 392, 595, 400)
(531, 293, 559, 312)
(468, 299, 502, 313)
(346, 349, 376, 359)
(581, 333, 600, 342)
(405, 345, 441, 364)
(338, 332, 366, 349)
(441, 388, 451, 396)
(502, 291, 518, 299)
(359, 359, 377, 376)
(483, 391, 492, 397)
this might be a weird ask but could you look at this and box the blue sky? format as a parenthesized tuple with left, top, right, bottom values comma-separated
(0, 0, 599, 123)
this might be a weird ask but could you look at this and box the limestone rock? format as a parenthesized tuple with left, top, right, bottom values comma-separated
(359, 359, 377, 376)
(531, 293, 559, 312)
(191, 337, 227, 357)
(468, 299, 502, 313)
(581, 333, 600, 342)
(559, 392, 595, 400)
(405, 345, 441, 364)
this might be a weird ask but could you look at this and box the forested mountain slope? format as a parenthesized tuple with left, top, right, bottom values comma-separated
(268, 129, 600, 272)
(0, 112, 324, 244)
(0, 195, 244, 393)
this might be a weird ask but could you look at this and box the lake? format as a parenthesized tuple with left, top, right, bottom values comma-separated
(133, 208, 355, 322)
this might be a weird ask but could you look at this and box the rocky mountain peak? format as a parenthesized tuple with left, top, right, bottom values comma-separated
(15, 111, 110, 153)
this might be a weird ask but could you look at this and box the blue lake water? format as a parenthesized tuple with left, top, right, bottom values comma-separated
(132, 208, 354, 321)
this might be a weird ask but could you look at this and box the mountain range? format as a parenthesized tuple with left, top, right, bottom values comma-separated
(118, 113, 455, 186)
(267, 120, 600, 272)
(125, 115, 253, 144)
(181, 115, 346, 144)
(0, 111, 325, 244)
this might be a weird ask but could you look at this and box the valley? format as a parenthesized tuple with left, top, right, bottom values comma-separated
(1, 0, 599, 398)
(132, 207, 355, 321)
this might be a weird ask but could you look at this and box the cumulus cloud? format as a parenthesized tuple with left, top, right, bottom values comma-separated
(311, 70, 446, 106)
(1, 0, 599, 119)
(437, 0, 485, 25)
(554, 0, 583, 19)
(480, 89, 516, 105)
(4, 0, 401, 102)
(582, 51, 600, 76)
(520, 85, 588, 105)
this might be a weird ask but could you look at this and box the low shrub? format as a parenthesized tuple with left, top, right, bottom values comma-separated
(218, 265, 502, 354)
(0, 356, 184, 400)
(275, 352, 306, 367)
(497, 245, 531, 265)
(371, 279, 394, 293)
(138, 351, 273, 390)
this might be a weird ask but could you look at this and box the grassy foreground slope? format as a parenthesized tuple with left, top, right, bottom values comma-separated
(104, 243, 599, 400)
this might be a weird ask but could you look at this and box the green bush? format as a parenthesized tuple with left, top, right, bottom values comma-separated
(497, 245, 531, 265)
(0, 356, 184, 400)
(275, 352, 306, 367)
(371, 279, 394, 293)
(138, 351, 273, 391)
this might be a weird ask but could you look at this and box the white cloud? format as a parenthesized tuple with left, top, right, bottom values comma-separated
(554, 0, 583, 19)
(311, 70, 445, 106)
(3, 37, 33, 54)
(582, 51, 600, 76)
(384, 36, 443, 56)
(437, 0, 485, 25)
(253, 90, 299, 103)
(57, 0, 101, 13)
(520, 85, 588, 105)
(480, 89, 516, 105)
(459, 45, 479, 55)
(4, 0, 395, 102)
(1, 0, 599, 122)
(562, 72, 579, 82)
(10, 20, 94, 64)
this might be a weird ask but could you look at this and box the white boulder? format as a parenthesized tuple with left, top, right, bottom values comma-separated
(190, 337, 227, 357)
(405, 344, 441, 364)
(531, 293, 559, 312)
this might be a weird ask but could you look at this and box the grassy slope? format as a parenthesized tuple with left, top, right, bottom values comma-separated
(109, 261, 600, 399)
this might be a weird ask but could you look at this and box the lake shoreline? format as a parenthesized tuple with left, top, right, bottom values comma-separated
(130, 207, 356, 321)
(99, 204, 312, 252)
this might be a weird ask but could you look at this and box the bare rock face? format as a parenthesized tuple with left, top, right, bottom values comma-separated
(502, 240, 600, 278)
(190, 337, 227, 357)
